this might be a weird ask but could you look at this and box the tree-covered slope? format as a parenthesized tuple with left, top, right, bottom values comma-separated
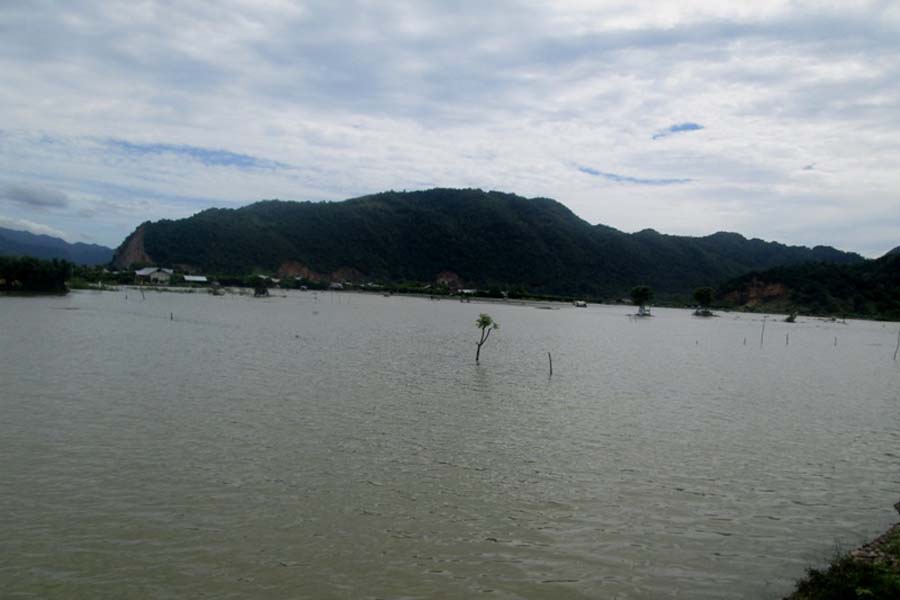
(718, 253, 900, 319)
(114, 188, 863, 298)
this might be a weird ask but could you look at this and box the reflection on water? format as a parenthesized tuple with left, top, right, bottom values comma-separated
(1, 290, 898, 598)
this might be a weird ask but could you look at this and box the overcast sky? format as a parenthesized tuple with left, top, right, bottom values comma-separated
(1, 1, 898, 256)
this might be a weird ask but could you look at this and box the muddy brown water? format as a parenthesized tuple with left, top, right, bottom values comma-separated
(1, 290, 898, 598)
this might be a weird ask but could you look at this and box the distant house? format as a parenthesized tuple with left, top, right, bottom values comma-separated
(135, 267, 173, 284)
(183, 275, 208, 284)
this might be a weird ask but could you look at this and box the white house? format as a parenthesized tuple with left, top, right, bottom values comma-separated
(135, 267, 173, 284)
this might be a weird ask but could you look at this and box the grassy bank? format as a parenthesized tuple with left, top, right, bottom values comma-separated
(786, 503, 900, 599)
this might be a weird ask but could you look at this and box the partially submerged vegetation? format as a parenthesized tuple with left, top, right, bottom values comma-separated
(474, 313, 498, 364)
(787, 504, 900, 600)
(693, 286, 715, 316)
(630, 285, 653, 316)
(8, 247, 899, 323)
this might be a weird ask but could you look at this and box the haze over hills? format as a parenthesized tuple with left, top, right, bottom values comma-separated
(0, 226, 113, 266)
(113, 188, 863, 298)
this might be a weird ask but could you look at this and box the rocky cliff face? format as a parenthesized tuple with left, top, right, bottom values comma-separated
(722, 279, 789, 308)
(276, 261, 365, 283)
(112, 224, 153, 269)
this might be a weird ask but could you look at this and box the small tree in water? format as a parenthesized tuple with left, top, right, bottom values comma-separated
(475, 313, 499, 364)
(693, 287, 714, 316)
(253, 276, 270, 297)
(630, 285, 653, 316)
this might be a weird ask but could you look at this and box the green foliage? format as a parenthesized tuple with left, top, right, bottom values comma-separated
(693, 286, 714, 308)
(630, 285, 653, 308)
(507, 285, 529, 299)
(789, 555, 900, 599)
(788, 521, 900, 599)
(476, 313, 498, 331)
(0, 256, 72, 293)
(719, 254, 900, 320)
(475, 313, 499, 363)
(252, 275, 271, 297)
(124, 189, 862, 299)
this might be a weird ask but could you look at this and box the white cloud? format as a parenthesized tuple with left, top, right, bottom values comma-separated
(0, 1, 898, 255)
(0, 216, 70, 241)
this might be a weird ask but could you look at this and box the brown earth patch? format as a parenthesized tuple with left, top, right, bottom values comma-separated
(435, 271, 462, 287)
(112, 224, 153, 269)
(277, 261, 325, 281)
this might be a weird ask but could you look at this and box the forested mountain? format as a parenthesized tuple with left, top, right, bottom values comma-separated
(0, 227, 113, 265)
(718, 253, 900, 319)
(113, 188, 863, 298)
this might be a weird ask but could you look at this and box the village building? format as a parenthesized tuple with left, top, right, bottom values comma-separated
(135, 267, 174, 284)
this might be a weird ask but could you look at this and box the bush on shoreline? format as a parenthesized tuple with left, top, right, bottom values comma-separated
(787, 522, 900, 599)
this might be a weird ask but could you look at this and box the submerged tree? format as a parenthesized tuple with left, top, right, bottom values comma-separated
(630, 285, 653, 316)
(475, 313, 499, 364)
(693, 286, 714, 316)
(253, 276, 270, 297)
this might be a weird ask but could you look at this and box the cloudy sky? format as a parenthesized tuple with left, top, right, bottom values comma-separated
(1, 1, 898, 256)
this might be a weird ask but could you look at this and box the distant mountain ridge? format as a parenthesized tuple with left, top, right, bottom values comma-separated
(112, 188, 863, 298)
(0, 227, 113, 266)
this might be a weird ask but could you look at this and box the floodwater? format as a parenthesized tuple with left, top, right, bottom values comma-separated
(1, 289, 898, 599)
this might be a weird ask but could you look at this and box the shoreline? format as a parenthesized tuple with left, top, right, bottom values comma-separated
(56, 285, 900, 324)
(786, 500, 900, 599)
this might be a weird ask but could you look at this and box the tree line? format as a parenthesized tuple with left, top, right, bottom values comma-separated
(0, 256, 72, 293)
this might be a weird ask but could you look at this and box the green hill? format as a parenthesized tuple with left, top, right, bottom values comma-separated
(718, 253, 900, 319)
(113, 188, 863, 298)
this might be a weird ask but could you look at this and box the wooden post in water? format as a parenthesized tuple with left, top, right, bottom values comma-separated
(548, 352, 553, 377)
(786, 333, 789, 346)
(893, 330, 899, 361)
(760, 316, 767, 347)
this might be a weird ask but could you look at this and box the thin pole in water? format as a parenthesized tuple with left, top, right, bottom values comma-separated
(786, 333, 789, 346)
(893, 330, 899, 361)
(834, 336, 838, 347)
(548, 352, 553, 377)
(743, 337, 747, 346)
(760, 316, 767, 347)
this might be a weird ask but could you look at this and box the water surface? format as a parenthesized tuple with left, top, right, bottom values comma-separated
(1, 290, 898, 598)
